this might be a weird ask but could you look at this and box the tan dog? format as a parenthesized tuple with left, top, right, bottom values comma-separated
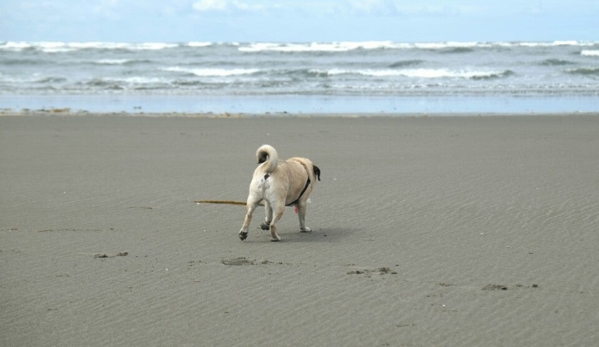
(239, 144, 321, 242)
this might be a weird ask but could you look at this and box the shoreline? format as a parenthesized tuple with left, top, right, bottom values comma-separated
(2, 94, 599, 115)
(2, 109, 599, 118)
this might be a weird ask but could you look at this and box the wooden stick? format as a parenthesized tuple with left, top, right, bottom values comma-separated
(194, 200, 266, 206)
(194, 200, 247, 205)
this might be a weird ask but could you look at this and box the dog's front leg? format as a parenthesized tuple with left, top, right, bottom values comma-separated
(297, 201, 311, 233)
(260, 200, 272, 231)
(239, 201, 258, 240)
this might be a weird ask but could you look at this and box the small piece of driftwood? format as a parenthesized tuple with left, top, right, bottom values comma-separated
(195, 200, 254, 206)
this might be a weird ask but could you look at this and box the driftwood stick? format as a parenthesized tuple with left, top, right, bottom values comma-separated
(194, 200, 265, 206)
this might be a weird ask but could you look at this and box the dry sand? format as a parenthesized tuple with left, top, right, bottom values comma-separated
(1, 113, 599, 346)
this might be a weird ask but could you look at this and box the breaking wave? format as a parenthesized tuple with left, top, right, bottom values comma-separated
(567, 67, 599, 76)
(581, 50, 599, 57)
(312, 68, 514, 80)
(162, 67, 261, 77)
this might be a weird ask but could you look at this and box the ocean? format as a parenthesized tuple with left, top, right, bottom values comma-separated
(1, 41, 598, 114)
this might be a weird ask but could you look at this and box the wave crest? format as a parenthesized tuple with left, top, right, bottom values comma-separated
(541, 59, 575, 66)
(581, 50, 599, 57)
(163, 67, 260, 77)
(389, 60, 425, 68)
(311, 68, 513, 80)
(0, 41, 179, 53)
(567, 67, 599, 76)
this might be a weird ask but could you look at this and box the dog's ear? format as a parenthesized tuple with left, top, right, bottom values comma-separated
(257, 152, 268, 164)
(313, 165, 321, 181)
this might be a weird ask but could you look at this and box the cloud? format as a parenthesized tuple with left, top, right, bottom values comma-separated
(188, 0, 450, 17)
(348, 0, 399, 14)
(193, 0, 227, 11)
(93, 0, 123, 20)
(192, 0, 263, 12)
(190, 0, 397, 16)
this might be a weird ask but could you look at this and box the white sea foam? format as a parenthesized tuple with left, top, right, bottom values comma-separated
(68, 42, 125, 50)
(516, 41, 597, 47)
(581, 50, 599, 57)
(36, 42, 77, 53)
(0, 41, 178, 52)
(188, 42, 213, 47)
(104, 77, 166, 84)
(163, 67, 260, 77)
(413, 42, 486, 49)
(95, 59, 130, 65)
(34, 42, 127, 52)
(238, 40, 599, 53)
(238, 41, 599, 53)
(239, 41, 400, 52)
(0, 41, 33, 51)
(2, 40, 597, 53)
(130, 43, 178, 50)
(317, 68, 506, 79)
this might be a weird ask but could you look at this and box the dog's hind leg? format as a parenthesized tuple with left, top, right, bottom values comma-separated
(260, 200, 272, 231)
(239, 200, 259, 241)
(269, 204, 284, 242)
(297, 201, 312, 233)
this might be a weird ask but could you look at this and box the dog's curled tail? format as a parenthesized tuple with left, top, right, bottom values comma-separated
(256, 144, 278, 173)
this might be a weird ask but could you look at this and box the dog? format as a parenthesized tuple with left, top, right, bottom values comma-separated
(239, 144, 321, 242)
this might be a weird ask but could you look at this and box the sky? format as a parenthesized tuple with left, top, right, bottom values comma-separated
(1, 0, 598, 43)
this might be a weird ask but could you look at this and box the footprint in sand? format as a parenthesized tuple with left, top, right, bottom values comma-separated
(347, 266, 397, 275)
(221, 257, 279, 266)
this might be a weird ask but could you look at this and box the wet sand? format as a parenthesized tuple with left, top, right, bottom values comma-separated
(1, 113, 598, 346)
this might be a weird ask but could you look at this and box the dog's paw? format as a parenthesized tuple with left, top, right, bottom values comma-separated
(270, 236, 281, 242)
(260, 221, 271, 230)
(239, 232, 248, 241)
(300, 227, 312, 233)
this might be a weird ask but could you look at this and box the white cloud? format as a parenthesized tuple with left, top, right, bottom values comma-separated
(232, 1, 263, 11)
(193, 0, 227, 11)
(192, 0, 263, 12)
(349, 0, 396, 14)
(93, 0, 122, 19)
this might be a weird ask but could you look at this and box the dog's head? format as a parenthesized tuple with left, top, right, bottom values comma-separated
(313, 165, 321, 181)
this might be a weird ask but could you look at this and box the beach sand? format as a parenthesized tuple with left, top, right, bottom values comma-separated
(1, 113, 598, 346)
